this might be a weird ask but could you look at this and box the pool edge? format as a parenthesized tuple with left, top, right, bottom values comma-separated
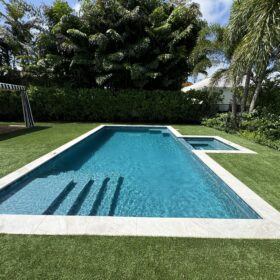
(0, 124, 280, 239)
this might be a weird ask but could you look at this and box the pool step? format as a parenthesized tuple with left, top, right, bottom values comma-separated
(89, 176, 124, 216)
(162, 132, 170, 137)
(42, 176, 124, 216)
(67, 180, 94, 215)
(108, 177, 124, 216)
(89, 177, 110, 215)
(43, 180, 76, 215)
(149, 129, 161, 134)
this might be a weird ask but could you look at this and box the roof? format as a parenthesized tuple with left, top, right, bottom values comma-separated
(0, 82, 25, 91)
(182, 77, 232, 92)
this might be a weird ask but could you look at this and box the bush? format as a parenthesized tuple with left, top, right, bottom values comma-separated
(0, 90, 23, 121)
(202, 113, 237, 133)
(240, 110, 280, 141)
(258, 79, 280, 115)
(0, 87, 221, 124)
(203, 110, 280, 150)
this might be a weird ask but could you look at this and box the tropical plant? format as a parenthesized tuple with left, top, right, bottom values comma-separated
(192, 0, 280, 118)
(191, 24, 227, 80)
(0, 0, 41, 83)
(190, 23, 242, 122)
(31, 0, 204, 89)
(203, 110, 280, 150)
(228, 0, 280, 112)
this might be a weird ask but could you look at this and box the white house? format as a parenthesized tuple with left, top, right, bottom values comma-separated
(181, 77, 234, 112)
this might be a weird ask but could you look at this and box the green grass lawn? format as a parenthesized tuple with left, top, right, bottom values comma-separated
(1, 123, 280, 279)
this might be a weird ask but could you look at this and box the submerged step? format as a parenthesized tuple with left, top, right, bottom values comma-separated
(108, 176, 124, 216)
(67, 180, 94, 215)
(149, 129, 161, 134)
(89, 176, 124, 216)
(162, 132, 170, 137)
(43, 180, 76, 215)
(89, 177, 110, 216)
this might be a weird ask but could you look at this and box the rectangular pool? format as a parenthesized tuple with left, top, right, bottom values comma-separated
(0, 126, 259, 218)
(184, 137, 237, 150)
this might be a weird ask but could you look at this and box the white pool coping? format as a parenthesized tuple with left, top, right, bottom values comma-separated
(0, 124, 280, 238)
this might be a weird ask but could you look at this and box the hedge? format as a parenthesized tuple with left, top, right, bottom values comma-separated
(202, 110, 280, 151)
(0, 86, 221, 123)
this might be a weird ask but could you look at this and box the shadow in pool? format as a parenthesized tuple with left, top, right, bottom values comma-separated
(43, 180, 77, 215)
(67, 179, 94, 215)
(34, 128, 115, 179)
(109, 176, 124, 216)
(89, 177, 110, 216)
(0, 176, 36, 204)
(0, 126, 50, 141)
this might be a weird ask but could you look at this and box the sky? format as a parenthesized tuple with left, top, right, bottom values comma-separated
(1, 0, 233, 25)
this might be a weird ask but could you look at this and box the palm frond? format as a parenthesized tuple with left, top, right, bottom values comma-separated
(95, 73, 113, 85)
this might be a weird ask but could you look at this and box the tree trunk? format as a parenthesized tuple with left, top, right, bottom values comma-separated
(241, 69, 251, 113)
(249, 71, 265, 113)
(231, 91, 238, 128)
(232, 92, 237, 117)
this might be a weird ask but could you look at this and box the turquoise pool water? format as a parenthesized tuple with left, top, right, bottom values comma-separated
(0, 127, 259, 218)
(184, 137, 236, 150)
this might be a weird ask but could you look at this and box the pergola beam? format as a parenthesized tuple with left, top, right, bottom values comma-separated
(0, 82, 34, 128)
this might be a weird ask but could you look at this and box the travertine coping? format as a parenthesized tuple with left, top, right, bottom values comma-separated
(0, 125, 280, 238)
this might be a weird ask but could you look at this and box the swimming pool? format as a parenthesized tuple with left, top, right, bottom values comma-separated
(0, 126, 259, 219)
(184, 137, 237, 150)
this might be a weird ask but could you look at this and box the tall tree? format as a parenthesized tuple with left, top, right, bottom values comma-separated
(34, 0, 204, 89)
(190, 24, 241, 121)
(32, 0, 76, 85)
(0, 0, 40, 83)
(228, 0, 280, 112)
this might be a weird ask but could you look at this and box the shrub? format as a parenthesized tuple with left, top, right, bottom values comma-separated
(203, 110, 280, 150)
(0, 87, 221, 124)
(258, 79, 280, 115)
(0, 90, 22, 121)
(240, 110, 280, 141)
(202, 113, 236, 133)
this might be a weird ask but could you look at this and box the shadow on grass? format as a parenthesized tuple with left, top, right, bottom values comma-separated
(0, 126, 50, 141)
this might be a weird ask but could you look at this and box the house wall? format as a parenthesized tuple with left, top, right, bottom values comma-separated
(181, 85, 234, 112)
(218, 88, 233, 112)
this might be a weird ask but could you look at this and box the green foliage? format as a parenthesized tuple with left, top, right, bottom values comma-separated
(0, 0, 41, 83)
(0, 87, 221, 123)
(227, 0, 280, 112)
(190, 24, 228, 80)
(26, 0, 204, 89)
(0, 90, 22, 121)
(202, 113, 236, 133)
(258, 79, 280, 115)
(229, 0, 280, 79)
(44, 0, 73, 26)
(203, 110, 280, 150)
(240, 110, 280, 141)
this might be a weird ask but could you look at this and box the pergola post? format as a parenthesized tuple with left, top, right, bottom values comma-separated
(0, 82, 34, 128)
(20, 90, 34, 128)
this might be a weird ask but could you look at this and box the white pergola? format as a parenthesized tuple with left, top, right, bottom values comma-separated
(0, 82, 34, 128)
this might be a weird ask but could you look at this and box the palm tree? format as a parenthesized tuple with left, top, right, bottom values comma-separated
(0, 0, 41, 81)
(190, 24, 241, 120)
(190, 24, 226, 81)
(228, 0, 280, 112)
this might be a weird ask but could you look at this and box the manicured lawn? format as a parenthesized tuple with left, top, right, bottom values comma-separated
(1, 235, 280, 279)
(0, 123, 98, 178)
(0, 123, 279, 279)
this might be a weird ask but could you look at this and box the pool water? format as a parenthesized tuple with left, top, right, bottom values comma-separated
(0, 127, 259, 218)
(184, 137, 236, 150)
